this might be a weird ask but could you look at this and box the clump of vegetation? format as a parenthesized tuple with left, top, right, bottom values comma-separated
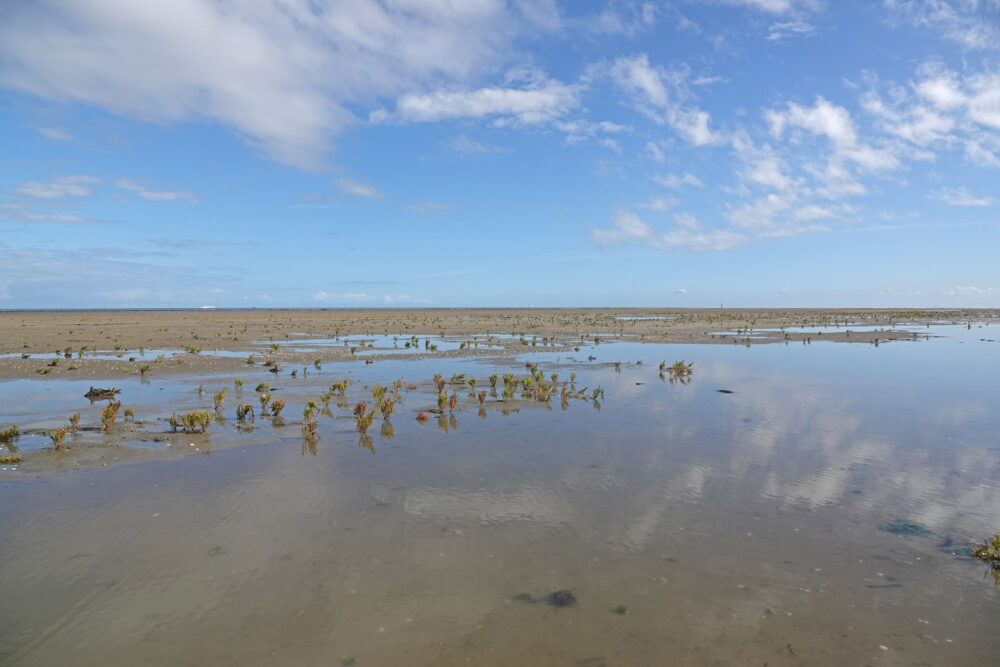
(255, 382, 270, 393)
(663, 360, 694, 384)
(971, 533, 1000, 586)
(236, 404, 255, 422)
(270, 398, 285, 417)
(0, 453, 21, 465)
(259, 392, 271, 412)
(613, 604, 629, 615)
(101, 400, 122, 431)
(179, 411, 213, 434)
(68, 413, 81, 433)
(124, 407, 135, 422)
(49, 427, 67, 450)
(0, 425, 21, 449)
(184, 343, 201, 354)
(213, 390, 227, 411)
(139, 364, 150, 376)
(234, 378, 243, 390)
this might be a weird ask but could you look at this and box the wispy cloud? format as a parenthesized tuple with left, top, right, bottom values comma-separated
(37, 126, 76, 142)
(115, 178, 199, 202)
(592, 208, 747, 252)
(450, 134, 509, 154)
(380, 76, 581, 125)
(937, 187, 993, 207)
(335, 178, 381, 200)
(13, 175, 99, 199)
(406, 201, 452, 214)
(883, 0, 1000, 50)
(654, 172, 704, 188)
(767, 20, 816, 40)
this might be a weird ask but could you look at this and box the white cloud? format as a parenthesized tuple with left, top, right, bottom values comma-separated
(654, 172, 704, 188)
(13, 174, 100, 199)
(942, 285, 1000, 296)
(0, 200, 91, 224)
(937, 187, 994, 206)
(767, 20, 816, 40)
(589, 1, 658, 36)
(115, 177, 199, 202)
(645, 141, 666, 161)
(313, 291, 368, 302)
(768, 96, 857, 147)
(406, 201, 452, 214)
(450, 134, 509, 154)
(0, 1, 528, 169)
(607, 54, 725, 145)
(592, 208, 747, 252)
(37, 126, 75, 142)
(555, 119, 629, 144)
(389, 78, 580, 125)
(883, 0, 1000, 50)
(639, 196, 678, 212)
(335, 179, 381, 200)
(915, 74, 968, 110)
(710, 0, 820, 14)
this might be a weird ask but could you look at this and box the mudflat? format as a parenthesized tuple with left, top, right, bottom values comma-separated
(3, 307, 996, 381)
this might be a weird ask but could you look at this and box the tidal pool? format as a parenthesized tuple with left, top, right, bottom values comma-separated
(1, 325, 998, 665)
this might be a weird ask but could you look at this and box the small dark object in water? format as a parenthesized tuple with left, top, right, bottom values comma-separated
(717, 389, 734, 394)
(865, 583, 903, 588)
(268, 366, 280, 374)
(545, 590, 577, 607)
(879, 520, 933, 537)
(85, 386, 120, 401)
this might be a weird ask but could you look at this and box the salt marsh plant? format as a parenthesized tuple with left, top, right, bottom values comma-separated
(236, 404, 255, 422)
(246, 354, 255, 366)
(448, 392, 458, 412)
(378, 398, 395, 419)
(314, 358, 322, 370)
(665, 361, 694, 384)
(180, 411, 213, 434)
(101, 401, 121, 431)
(139, 364, 150, 376)
(270, 399, 285, 417)
(124, 407, 135, 422)
(49, 427, 67, 450)
(234, 378, 243, 390)
(184, 343, 201, 354)
(972, 533, 1000, 586)
(214, 390, 227, 411)
(477, 391, 487, 406)
(259, 393, 271, 412)
(0, 425, 21, 449)
(255, 382, 271, 393)
(437, 393, 448, 411)
(354, 401, 368, 418)
(68, 413, 80, 433)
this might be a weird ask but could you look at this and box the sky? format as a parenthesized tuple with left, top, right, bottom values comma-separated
(1, 0, 999, 309)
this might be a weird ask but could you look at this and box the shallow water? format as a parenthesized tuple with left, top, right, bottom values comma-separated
(1, 326, 999, 665)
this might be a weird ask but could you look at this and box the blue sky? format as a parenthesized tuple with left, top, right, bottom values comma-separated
(1, 0, 998, 309)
